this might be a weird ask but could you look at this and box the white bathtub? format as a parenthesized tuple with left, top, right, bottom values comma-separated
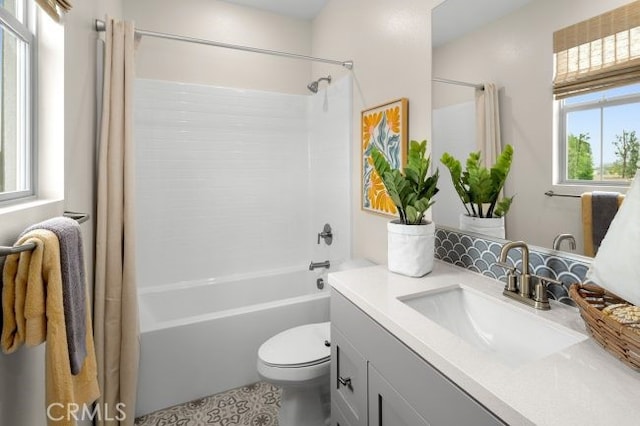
(135, 266, 330, 416)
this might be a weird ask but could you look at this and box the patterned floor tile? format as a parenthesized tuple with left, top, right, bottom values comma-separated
(135, 381, 281, 426)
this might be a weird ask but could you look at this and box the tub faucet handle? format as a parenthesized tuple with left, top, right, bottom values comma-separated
(317, 223, 333, 245)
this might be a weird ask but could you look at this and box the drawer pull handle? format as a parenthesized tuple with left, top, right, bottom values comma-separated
(338, 376, 353, 391)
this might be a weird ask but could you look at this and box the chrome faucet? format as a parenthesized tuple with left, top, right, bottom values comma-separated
(309, 260, 330, 271)
(496, 241, 562, 310)
(552, 233, 576, 251)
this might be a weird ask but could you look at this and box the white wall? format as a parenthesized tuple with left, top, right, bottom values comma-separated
(433, 0, 630, 253)
(123, 0, 312, 94)
(311, 0, 433, 264)
(134, 80, 311, 286)
(134, 76, 352, 286)
(308, 76, 353, 268)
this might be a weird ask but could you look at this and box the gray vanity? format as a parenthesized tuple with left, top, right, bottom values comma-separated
(328, 261, 640, 425)
(330, 289, 503, 426)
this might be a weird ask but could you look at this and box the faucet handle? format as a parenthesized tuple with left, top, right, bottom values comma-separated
(531, 275, 564, 304)
(317, 223, 333, 245)
(531, 274, 564, 288)
(533, 282, 549, 303)
(495, 261, 517, 274)
(495, 262, 518, 292)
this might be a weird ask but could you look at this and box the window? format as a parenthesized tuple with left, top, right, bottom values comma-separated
(559, 84, 640, 183)
(0, 0, 33, 202)
(554, 1, 640, 185)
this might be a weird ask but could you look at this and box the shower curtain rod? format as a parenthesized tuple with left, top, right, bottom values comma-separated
(94, 19, 354, 70)
(432, 77, 484, 90)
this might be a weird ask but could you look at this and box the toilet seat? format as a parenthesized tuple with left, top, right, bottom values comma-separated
(258, 322, 330, 367)
(257, 322, 331, 384)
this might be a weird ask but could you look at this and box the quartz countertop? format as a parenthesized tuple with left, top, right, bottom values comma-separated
(328, 261, 640, 426)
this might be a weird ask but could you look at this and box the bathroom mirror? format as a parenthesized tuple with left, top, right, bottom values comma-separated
(431, 0, 631, 256)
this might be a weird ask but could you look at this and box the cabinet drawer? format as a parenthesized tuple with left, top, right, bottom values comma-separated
(331, 326, 367, 426)
(368, 364, 429, 426)
(330, 399, 353, 426)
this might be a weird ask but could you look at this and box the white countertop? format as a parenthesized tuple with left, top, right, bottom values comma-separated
(328, 261, 640, 426)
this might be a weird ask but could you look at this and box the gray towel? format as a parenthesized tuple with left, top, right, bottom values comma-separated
(22, 217, 87, 375)
(591, 192, 620, 254)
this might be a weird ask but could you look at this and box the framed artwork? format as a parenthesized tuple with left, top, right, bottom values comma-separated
(361, 98, 408, 217)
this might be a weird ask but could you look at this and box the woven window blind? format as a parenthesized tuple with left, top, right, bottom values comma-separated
(553, 1, 640, 99)
(35, 0, 71, 22)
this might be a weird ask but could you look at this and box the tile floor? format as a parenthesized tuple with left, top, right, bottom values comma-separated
(134, 381, 281, 426)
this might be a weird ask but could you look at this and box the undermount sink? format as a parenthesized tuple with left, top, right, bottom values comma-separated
(398, 285, 587, 368)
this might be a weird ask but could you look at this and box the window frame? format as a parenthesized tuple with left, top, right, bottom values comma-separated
(0, 1, 35, 203)
(557, 86, 640, 186)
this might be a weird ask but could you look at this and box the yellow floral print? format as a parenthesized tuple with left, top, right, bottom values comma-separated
(362, 111, 383, 151)
(368, 168, 397, 214)
(386, 106, 401, 134)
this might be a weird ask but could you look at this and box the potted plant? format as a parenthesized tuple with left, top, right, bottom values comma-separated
(370, 139, 439, 277)
(440, 145, 514, 238)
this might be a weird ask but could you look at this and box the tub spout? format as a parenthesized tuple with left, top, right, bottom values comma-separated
(309, 260, 330, 271)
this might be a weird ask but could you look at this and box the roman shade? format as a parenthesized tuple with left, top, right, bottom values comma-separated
(35, 0, 71, 22)
(553, 0, 640, 99)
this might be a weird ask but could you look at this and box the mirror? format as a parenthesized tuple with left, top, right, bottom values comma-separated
(431, 0, 631, 256)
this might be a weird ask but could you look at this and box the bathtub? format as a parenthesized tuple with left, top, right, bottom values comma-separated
(135, 266, 330, 416)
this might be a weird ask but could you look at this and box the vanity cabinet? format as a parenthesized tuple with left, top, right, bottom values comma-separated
(331, 289, 505, 426)
(331, 327, 367, 426)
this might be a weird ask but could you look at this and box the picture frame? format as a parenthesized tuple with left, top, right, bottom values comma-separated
(361, 98, 408, 217)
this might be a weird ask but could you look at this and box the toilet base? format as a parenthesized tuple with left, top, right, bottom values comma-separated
(278, 381, 330, 426)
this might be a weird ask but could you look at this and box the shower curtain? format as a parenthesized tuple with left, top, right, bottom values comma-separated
(94, 17, 139, 426)
(475, 83, 502, 167)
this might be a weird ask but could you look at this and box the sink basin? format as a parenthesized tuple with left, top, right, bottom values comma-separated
(399, 285, 587, 368)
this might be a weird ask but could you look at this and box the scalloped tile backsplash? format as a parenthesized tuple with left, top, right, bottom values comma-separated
(435, 227, 591, 306)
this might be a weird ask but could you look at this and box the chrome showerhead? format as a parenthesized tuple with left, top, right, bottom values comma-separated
(307, 81, 319, 93)
(307, 75, 331, 93)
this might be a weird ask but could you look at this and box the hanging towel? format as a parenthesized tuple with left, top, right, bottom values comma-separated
(581, 191, 625, 256)
(587, 174, 640, 306)
(1, 229, 100, 426)
(22, 217, 87, 375)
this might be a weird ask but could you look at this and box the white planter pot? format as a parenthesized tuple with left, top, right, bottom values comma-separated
(387, 220, 435, 277)
(459, 214, 505, 239)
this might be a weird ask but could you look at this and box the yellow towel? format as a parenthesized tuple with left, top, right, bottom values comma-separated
(581, 192, 625, 257)
(1, 229, 100, 426)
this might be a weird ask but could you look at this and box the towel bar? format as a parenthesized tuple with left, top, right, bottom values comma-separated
(0, 212, 91, 257)
(544, 190, 581, 198)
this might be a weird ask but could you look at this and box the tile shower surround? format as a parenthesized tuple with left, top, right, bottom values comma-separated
(134, 78, 351, 288)
(435, 226, 591, 305)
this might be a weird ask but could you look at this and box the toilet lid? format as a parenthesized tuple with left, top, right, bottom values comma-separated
(259, 322, 330, 368)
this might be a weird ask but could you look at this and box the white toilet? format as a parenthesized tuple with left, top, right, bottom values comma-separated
(257, 322, 331, 426)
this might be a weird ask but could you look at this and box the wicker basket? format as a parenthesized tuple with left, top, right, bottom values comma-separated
(569, 283, 640, 371)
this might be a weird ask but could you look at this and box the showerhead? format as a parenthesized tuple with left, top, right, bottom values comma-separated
(307, 75, 332, 93)
(307, 81, 319, 93)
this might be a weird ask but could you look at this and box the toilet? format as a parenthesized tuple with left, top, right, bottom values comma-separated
(257, 259, 375, 425)
(257, 322, 331, 426)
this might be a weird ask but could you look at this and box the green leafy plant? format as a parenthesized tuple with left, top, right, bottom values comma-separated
(440, 145, 514, 218)
(370, 140, 439, 225)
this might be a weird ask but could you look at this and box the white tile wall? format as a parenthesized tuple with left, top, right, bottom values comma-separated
(308, 77, 352, 268)
(134, 78, 351, 287)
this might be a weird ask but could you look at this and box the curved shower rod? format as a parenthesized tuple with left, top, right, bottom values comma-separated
(95, 19, 354, 70)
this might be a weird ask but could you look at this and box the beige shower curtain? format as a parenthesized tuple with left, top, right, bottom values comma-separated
(475, 83, 502, 167)
(94, 18, 139, 426)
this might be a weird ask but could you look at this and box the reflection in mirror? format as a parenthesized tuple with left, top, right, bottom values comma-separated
(431, 0, 633, 257)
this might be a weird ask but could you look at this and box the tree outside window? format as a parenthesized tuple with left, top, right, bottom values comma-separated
(609, 130, 639, 180)
(567, 133, 594, 180)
